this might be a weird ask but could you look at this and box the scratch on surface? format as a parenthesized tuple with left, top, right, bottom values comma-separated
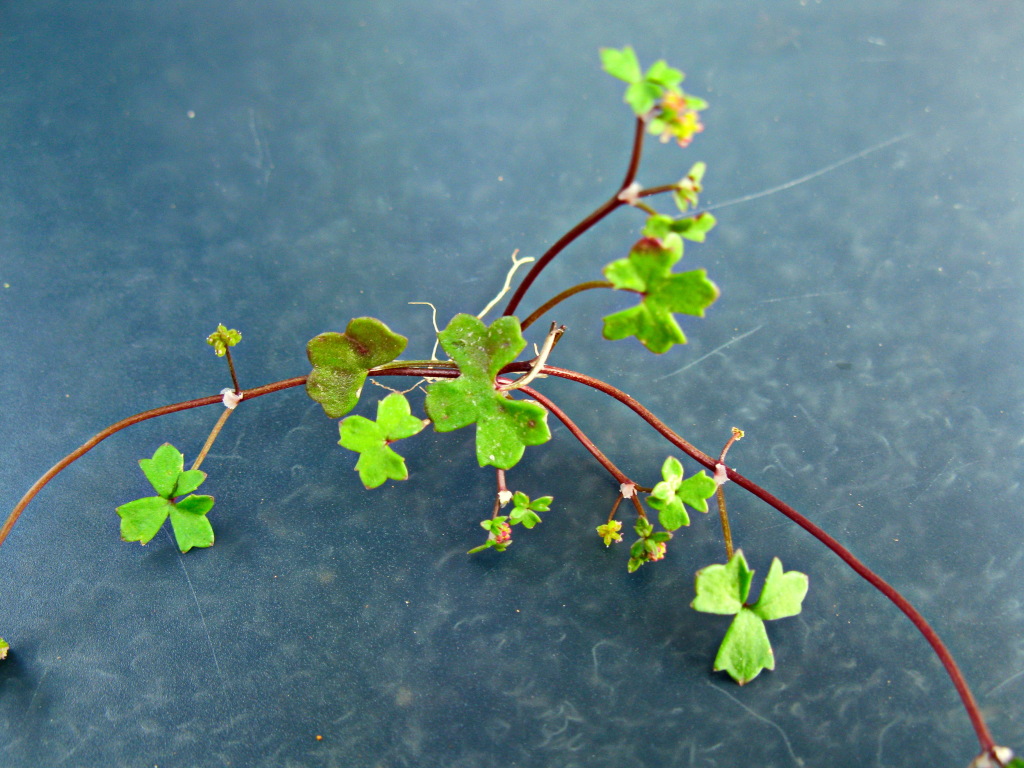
(705, 680, 804, 767)
(167, 529, 222, 677)
(657, 325, 763, 380)
(693, 132, 912, 216)
(753, 290, 853, 305)
(988, 666, 1024, 697)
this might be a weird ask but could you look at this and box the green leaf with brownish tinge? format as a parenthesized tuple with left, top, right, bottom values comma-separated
(305, 317, 408, 418)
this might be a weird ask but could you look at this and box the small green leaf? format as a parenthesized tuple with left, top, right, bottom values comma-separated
(691, 550, 755, 615)
(306, 317, 408, 418)
(693, 552, 807, 684)
(138, 444, 184, 499)
(169, 495, 216, 553)
(375, 391, 427, 440)
(338, 392, 425, 489)
(117, 496, 173, 545)
(644, 60, 683, 88)
(424, 314, 550, 469)
(647, 457, 717, 531)
(600, 46, 642, 83)
(0, 638, 9, 660)
(751, 558, 808, 621)
(624, 80, 661, 115)
(174, 469, 207, 497)
(602, 236, 719, 353)
(713, 608, 774, 685)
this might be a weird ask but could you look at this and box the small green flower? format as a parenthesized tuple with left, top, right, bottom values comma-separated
(596, 520, 623, 546)
(206, 324, 242, 357)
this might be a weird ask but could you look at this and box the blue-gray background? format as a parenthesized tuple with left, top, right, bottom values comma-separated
(1, 2, 1022, 767)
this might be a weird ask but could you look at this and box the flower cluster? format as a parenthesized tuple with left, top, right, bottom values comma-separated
(596, 520, 624, 546)
(650, 90, 706, 147)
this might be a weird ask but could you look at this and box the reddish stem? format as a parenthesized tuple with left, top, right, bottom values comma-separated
(541, 364, 996, 756)
(502, 118, 645, 318)
(514, 383, 631, 486)
(2, 361, 999, 758)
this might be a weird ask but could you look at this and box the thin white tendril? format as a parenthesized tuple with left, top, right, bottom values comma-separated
(477, 249, 535, 319)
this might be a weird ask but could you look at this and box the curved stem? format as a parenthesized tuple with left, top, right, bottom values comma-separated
(502, 117, 646, 318)
(515, 383, 631, 486)
(0, 377, 307, 549)
(520, 281, 613, 332)
(541, 364, 996, 756)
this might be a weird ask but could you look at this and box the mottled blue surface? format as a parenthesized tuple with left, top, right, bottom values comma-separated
(1, 2, 1022, 766)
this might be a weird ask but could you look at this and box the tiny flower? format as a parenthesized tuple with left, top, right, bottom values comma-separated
(653, 90, 705, 147)
(492, 521, 512, 545)
(647, 541, 667, 562)
(596, 520, 624, 547)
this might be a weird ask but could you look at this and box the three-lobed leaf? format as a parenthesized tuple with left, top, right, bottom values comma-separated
(338, 392, 426, 489)
(602, 235, 719, 353)
(692, 550, 808, 684)
(117, 444, 215, 553)
(306, 317, 408, 418)
(424, 314, 550, 469)
(646, 456, 717, 531)
(508, 491, 552, 529)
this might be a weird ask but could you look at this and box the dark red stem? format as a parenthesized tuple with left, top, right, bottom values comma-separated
(541, 364, 996, 756)
(502, 117, 645, 318)
(514, 382, 631, 485)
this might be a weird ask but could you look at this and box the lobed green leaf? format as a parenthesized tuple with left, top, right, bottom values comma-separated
(170, 495, 215, 553)
(602, 236, 719, 353)
(338, 392, 425, 489)
(600, 46, 642, 83)
(138, 444, 184, 499)
(424, 314, 550, 469)
(306, 317, 408, 418)
(691, 550, 755, 615)
(751, 558, 809, 621)
(713, 608, 775, 685)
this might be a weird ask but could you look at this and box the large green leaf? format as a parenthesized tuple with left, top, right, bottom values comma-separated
(692, 551, 808, 685)
(305, 317, 408, 418)
(602, 235, 718, 353)
(424, 314, 550, 469)
(338, 392, 427, 489)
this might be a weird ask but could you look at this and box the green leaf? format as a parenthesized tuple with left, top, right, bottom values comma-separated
(693, 552, 807, 684)
(0, 638, 9, 661)
(751, 558, 809, 621)
(424, 314, 550, 469)
(643, 212, 717, 243)
(170, 495, 216, 553)
(691, 550, 755, 615)
(117, 496, 172, 545)
(174, 469, 207, 497)
(306, 317, 408, 418)
(600, 46, 642, 83)
(644, 60, 683, 88)
(624, 80, 661, 115)
(338, 392, 426, 489)
(138, 444, 184, 499)
(119, 444, 216, 552)
(647, 457, 717, 531)
(602, 236, 719, 353)
(713, 608, 775, 685)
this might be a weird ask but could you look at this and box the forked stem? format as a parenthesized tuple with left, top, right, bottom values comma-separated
(502, 118, 646, 318)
